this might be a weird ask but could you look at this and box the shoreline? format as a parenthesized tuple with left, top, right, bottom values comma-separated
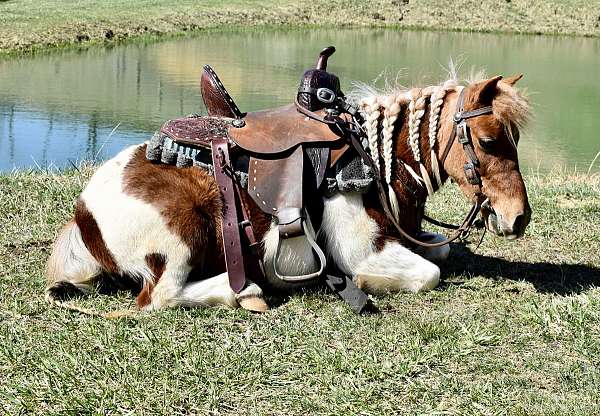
(1, 1, 599, 57)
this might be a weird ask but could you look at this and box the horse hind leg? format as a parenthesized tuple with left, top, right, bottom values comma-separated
(139, 255, 267, 312)
(171, 273, 267, 312)
(45, 220, 103, 311)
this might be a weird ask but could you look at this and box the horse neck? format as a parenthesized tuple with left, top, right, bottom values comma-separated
(392, 84, 461, 197)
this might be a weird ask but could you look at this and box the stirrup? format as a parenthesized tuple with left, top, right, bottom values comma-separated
(272, 211, 326, 283)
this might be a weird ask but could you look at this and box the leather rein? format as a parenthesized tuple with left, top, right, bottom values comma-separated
(297, 88, 494, 249)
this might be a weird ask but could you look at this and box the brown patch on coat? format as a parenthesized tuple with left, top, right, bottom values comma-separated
(122, 146, 273, 283)
(74, 198, 119, 274)
(136, 253, 167, 308)
(123, 146, 224, 271)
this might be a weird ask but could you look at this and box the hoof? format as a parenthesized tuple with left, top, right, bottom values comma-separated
(237, 295, 269, 313)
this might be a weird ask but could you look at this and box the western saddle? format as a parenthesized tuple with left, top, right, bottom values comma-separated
(151, 46, 371, 312)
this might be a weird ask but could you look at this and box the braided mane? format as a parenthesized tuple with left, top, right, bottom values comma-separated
(356, 78, 459, 200)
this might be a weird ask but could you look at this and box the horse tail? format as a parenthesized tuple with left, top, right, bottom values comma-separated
(45, 219, 100, 315)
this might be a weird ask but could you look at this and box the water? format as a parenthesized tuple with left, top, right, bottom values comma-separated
(1, 29, 599, 172)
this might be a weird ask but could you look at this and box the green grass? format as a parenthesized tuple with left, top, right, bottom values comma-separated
(1, 0, 599, 56)
(1, 168, 599, 414)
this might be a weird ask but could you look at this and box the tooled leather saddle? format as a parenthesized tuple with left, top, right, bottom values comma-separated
(148, 47, 370, 312)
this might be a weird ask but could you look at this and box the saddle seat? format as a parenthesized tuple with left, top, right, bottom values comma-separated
(228, 104, 346, 155)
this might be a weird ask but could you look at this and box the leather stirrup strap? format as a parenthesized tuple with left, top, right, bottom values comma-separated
(211, 138, 246, 293)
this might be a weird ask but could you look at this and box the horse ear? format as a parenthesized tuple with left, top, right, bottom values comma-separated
(473, 75, 503, 104)
(503, 74, 523, 86)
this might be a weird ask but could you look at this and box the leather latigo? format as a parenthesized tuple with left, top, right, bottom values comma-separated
(228, 104, 345, 155)
(211, 138, 246, 293)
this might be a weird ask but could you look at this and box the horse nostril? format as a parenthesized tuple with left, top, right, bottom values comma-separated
(512, 212, 528, 233)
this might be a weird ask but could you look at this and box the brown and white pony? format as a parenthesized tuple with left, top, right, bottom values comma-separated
(45, 74, 531, 313)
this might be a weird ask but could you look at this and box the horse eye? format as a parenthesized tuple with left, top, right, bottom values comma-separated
(478, 136, 495, 150)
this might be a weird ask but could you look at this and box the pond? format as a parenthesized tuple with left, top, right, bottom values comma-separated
(1, 29, 599, 173)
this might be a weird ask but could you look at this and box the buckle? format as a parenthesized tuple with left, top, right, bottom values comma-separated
(457, 134, 469, 145)
(231, 119, 245, 128)
(457, 122, 469, 144)
(464, 162, 481, 185)
(316, 88, 336, 104)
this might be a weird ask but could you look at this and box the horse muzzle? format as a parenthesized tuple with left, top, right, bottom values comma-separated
(483, 203, 531, 240)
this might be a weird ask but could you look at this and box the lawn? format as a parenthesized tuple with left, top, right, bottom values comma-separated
(1, 168, 599, 414)
(1, 0, 599, 55)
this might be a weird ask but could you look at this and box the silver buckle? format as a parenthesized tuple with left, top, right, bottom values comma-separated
(316, 88, 336, 104)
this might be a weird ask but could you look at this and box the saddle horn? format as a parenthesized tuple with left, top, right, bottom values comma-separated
(316, 46, 336, 70)
(297, 46, 342, 111)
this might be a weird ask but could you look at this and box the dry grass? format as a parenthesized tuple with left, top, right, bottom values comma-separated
(1, 168, 599, 414)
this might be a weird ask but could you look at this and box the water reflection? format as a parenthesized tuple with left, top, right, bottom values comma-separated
(0, 29, 598, 171)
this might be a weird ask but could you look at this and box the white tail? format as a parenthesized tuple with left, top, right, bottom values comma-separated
(46, 220, 100, 286)
(45, 220, 133, 318)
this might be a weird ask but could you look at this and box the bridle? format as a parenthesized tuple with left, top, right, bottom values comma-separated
(439, 88, 492, 190)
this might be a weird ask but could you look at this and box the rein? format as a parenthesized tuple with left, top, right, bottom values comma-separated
(297, 87, 494, 249)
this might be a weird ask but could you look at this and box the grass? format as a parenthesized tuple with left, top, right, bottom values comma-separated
(1, 0, 599, 56)
(1, 167, 599, 414)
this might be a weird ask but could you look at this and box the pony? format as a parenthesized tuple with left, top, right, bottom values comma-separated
(45, 73, 531, 314)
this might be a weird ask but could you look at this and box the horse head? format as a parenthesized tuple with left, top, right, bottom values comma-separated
(440, 75, 531, 239)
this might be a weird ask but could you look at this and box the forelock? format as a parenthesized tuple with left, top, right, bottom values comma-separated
(492, 81, 531, 130)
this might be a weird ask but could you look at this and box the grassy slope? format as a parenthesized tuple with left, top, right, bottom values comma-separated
(1, 169, 599, 414)
(1, 0, 599, 55)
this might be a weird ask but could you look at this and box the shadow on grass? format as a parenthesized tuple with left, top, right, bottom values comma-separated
(90, 244, 600, 309)
(444, 244, 600, 295)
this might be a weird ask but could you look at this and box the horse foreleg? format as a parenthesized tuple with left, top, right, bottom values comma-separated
(354, 241, 441, 295)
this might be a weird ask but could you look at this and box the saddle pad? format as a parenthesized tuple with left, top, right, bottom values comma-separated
(228, 104, 345, 155)
(160, 116, 232, 148)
